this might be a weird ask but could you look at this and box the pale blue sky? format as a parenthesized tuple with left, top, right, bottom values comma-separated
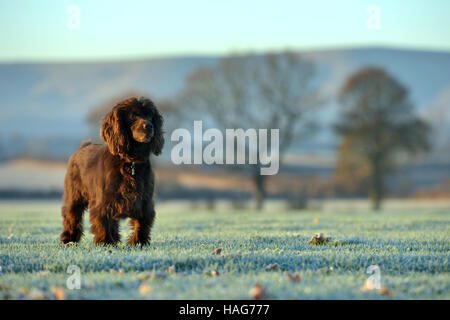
(0, 0, 449, 62)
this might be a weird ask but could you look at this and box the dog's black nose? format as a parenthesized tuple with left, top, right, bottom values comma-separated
(143, 121, 153, 135)
(143, 121, 151, 129)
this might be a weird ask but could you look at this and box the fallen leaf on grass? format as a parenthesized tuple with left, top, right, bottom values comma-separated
(51, 286, 65, 300)
(167, 265, 176, 274)
(266, 263, 278, 271)
(312, 219, 319, 225)
(249, 283, 265, 300)
(379, 286, 394, 296)
(309, 232, 328, 245)
(212, 248, 222, 255)
(211, 269, 220, 276)
(204, 269, 220, 277)
(138, 283, 152, 295)
(285, 271, 301, 283)
(362, 281, 394, 296)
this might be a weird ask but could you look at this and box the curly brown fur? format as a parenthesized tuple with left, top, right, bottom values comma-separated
(60, 97, 164, 246)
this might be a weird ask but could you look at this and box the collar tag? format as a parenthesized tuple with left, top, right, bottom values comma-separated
(131, 162, 135, 176)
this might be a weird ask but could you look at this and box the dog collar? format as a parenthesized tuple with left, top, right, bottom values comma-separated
(117, 154, 136, 176)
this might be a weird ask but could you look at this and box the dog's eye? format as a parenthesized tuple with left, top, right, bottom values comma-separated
(129, 114, 136, 122)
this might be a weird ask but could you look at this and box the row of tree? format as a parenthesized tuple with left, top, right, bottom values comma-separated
(88, 52, 431, 210)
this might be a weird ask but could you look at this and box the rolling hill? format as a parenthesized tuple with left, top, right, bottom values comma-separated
(0, 47, 449, 162)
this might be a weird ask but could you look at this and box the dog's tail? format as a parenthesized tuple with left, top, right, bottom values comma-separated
(79, 139, 92, 149)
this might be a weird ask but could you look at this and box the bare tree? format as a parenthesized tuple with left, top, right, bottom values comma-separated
(177, 52, 322, 209)
(425, 93, 450, 163)
(335, 67, 431, 210)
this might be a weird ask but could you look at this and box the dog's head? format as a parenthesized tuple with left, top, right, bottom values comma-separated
(100, 97, 164, 159)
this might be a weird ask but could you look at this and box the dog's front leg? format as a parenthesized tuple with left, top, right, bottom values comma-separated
(89, 208, 120, 245)
(127, 206, 155, 246)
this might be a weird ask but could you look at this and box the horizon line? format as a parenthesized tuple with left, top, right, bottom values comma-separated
(2, 44, 450, 65)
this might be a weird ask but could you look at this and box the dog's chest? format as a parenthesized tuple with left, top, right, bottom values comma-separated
(119, 180, 143, 210)
(114, 165, 150, 217)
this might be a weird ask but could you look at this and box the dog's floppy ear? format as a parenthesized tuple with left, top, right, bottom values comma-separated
(100, 106, 130, 156)
(150, 105, 165, 156)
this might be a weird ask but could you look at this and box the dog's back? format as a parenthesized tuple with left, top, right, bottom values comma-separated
(79, 139, 92, 149)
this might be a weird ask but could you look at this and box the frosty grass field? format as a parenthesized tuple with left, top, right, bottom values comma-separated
(0, 200, 449, 299)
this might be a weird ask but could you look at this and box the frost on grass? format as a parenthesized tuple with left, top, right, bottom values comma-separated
(0, 204, 448, 299)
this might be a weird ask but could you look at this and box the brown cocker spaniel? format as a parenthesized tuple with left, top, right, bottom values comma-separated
(60, 97, 164, 246)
